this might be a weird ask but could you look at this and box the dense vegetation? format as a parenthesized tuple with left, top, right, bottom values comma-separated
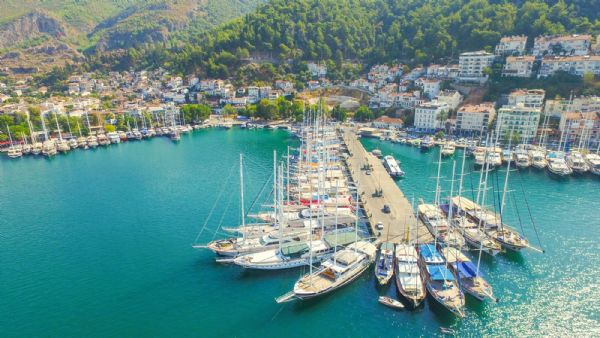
(0, 0, 266, 51)
(86, 0, 600, 77)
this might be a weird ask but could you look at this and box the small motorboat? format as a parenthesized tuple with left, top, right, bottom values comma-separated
(440, 327, 456, 335)
(378, 296, 404, 309)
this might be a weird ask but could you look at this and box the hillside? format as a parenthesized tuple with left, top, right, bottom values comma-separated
(0, 0, 266, 74)
(109, 0, 600, 78)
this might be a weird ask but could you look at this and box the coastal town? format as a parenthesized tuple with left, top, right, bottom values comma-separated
(2, 33, 599, 177)
(3, 1, 600, 337)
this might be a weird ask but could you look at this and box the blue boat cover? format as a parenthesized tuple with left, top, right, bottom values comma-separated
(427, 265, 455, 281)
(419, 244, 443, 262)
(455, 261, 478, 279)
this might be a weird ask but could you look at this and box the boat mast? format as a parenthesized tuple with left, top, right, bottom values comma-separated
(41, 113, 49, 140)
(434, 142, 443, 206)
(54, 113, 63, 141)
(273, 150, 281, 251)
(286, 145, 290, 205)
(500, 128, 514, 218)
(239, 154, 245, 236)
(27, 117, 36, 144)
(447, 161, 456, 224)
(5, 123, 14, 146)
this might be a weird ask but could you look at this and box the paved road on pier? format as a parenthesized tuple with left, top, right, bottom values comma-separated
(341, 127, 433, 245)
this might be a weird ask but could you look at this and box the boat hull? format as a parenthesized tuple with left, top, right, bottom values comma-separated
(293, 260, 371, 300)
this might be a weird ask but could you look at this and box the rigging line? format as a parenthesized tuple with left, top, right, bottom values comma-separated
(510, 188, 527, 237)
(516, 170, 543, 249)
(246, 171, 274, 216)
(493, 168, 502, 222)
(193, 162, 237, 244)
(210, 178, 238, 242)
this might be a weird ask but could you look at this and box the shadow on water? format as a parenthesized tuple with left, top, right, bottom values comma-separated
(425, 296, 461, 326)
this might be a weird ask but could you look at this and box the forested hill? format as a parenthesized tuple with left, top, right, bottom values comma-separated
(93, 0, 600, 76)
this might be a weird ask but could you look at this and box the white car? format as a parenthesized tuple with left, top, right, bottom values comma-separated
(376, 221, 384, 230)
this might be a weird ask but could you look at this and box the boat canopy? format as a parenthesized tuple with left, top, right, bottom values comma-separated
(281, 242, 309, 256)
(427, 265, 455, 281)
(455, 261, 479, 279)
(419, 244, 444, 264)
(323, 232, 358, 247)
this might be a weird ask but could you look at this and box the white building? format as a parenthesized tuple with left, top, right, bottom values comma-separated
(372, 116, 404, 130)
(495, 35, 528, 56)
(559, 111, 599, 145)
(456, 103, 496, 132)
(495, 105, 541, 142)
(415, 78, 441, 99)
(533, 34, 592, 57)
(507, 89, 545, 109)
(436, 90, 463, 110)
(539, 55, 600, 77)
(458, 51, 495, 82)
(414, 101, 449, 130)
(502, 56, 535, 78)
(307, 62, 327, 77)
(545, 96, 600, 118)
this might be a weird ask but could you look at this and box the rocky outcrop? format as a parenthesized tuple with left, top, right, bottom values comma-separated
(0, 11, 65, 49)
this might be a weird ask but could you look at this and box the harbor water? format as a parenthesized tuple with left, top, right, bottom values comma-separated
(1, 129, 599, 337)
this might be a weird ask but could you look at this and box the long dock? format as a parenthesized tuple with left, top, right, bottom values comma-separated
(341, 127, 432, 245)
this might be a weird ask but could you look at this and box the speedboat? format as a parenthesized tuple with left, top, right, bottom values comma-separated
(378, 296, 405, 309)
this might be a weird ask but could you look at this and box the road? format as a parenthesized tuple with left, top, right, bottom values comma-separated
(341, 127, 433, 245)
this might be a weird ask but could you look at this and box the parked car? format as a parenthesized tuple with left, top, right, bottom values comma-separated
(376, 221, 384, 230)
(382, 204, 390, 213)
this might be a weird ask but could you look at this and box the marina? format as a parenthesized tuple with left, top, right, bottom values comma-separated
(2, 127, 600, 337)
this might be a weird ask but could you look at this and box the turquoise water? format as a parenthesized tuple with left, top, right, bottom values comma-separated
(1, 129, 598, 337)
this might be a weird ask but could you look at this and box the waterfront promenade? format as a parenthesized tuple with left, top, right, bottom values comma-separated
(341, 127, 433, 245)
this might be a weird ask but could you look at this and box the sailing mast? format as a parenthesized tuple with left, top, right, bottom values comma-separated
(239, 154, 245, 240)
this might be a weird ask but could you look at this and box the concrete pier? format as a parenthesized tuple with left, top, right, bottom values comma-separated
(341, 127, 433, 245)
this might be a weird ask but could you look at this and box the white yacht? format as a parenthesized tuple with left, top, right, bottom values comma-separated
(7, 145, 23, 158)
(42, 140, 57, 157)
(530, 150, 548, 169)
(585, 153, 600, 176)
(87, 135, 99, 148)
(107, 132, 121, 144)
(566, 151, 589, 174)
(514, 149, 531, 169)
(441, 141, 456, 157)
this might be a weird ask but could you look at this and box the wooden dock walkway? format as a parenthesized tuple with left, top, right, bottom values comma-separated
(341, 127, 433, 245)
